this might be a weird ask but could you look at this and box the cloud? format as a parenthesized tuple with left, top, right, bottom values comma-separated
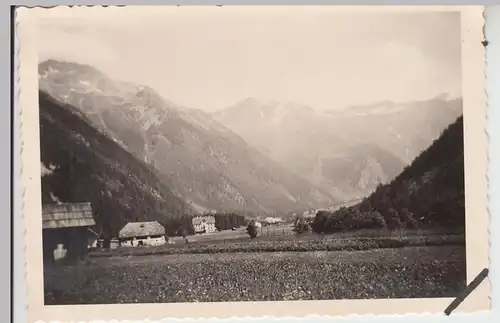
(35, 7, 462, 111)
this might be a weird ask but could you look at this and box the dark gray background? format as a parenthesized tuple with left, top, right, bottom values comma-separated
(7, 2, 500, 323)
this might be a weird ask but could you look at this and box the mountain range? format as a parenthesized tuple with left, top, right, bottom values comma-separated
(38, 59, 462, 223)
(38, 60, 334, 216)
(213, 96, 462, 200)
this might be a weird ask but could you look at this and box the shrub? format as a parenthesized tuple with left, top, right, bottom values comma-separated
(370, 210, 388, 229)
(401, 208, 418, 229)
(246, 221, 258, 239)
(326, 208, 347, 232)
(387, 208, 402, 230)
(341, 208, 364, 230)
(311, 210, 329, 233)
(293, 218, 310, 234)
(361, 210, 388, 229)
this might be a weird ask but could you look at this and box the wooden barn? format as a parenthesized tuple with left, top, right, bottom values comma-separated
(119, 221, 166, 247)
(42, 202, 96, 264)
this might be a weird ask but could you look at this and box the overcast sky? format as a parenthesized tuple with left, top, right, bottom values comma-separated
(35, 6, 462, 112)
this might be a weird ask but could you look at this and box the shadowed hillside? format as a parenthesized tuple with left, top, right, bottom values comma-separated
(312, 116, 465, 234)
(39, 90, 194, 237)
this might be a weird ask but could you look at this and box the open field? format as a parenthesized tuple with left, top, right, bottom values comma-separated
(169, 226, 464, 245)
(90, 230, 465, 258)
(168, 227, 250, 243)
(44, 245, 466, 304)
(167, 223, 297, 244)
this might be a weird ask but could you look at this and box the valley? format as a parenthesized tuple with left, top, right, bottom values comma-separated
(38, 59, 464, 238)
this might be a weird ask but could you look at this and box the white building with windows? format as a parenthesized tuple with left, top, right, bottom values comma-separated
(192, 216, 217, 234)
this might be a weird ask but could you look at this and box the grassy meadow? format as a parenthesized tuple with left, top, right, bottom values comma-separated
(44, 245, 465, 304)
(44, 227, 466, 304)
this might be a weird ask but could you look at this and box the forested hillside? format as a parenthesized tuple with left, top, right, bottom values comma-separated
(312, 116, 465, 234)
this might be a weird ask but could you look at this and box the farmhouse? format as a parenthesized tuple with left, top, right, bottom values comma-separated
(119, 221, 166, 247)
(263, 216, 283, 225)
(192, 215, 216, 234)
(42, 202, 96, 264)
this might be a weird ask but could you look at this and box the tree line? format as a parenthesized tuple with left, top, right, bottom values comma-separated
(209, 212, 248, 231)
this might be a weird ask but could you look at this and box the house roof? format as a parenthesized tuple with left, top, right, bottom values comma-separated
(192, 216, 215, 225)
(119, 221, 165, 239)
(42, 202, 96, 229)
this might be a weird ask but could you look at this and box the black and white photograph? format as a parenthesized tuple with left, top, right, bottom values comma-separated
(16, 5, 490, 319)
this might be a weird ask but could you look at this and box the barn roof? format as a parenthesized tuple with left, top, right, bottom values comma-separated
(42, 202, 96, 229)
(119, 221, 165, 239)
(192, 216, 215, 225)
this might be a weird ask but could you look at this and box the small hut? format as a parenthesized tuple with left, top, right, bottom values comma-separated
(42, 202, 96, 264)
(118, 221, 166, 247)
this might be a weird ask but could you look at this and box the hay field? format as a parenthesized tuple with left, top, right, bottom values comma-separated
(44, 245, 465, 304)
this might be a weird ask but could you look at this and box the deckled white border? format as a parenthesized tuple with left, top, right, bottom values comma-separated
(15, 5, 491, 323)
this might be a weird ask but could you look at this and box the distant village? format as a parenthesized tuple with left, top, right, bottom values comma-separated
(42, 201, 337, 264)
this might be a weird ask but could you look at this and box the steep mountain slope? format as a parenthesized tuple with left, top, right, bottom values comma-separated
(326, 97, 463, 163)
(380, 115, 466, 228)
(312, 116, 465, 234)
(213, 97, 461, 200)
(319, 144, 406, 199)
(39, 60, 335, 215)
(39, 90, 193, 237)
